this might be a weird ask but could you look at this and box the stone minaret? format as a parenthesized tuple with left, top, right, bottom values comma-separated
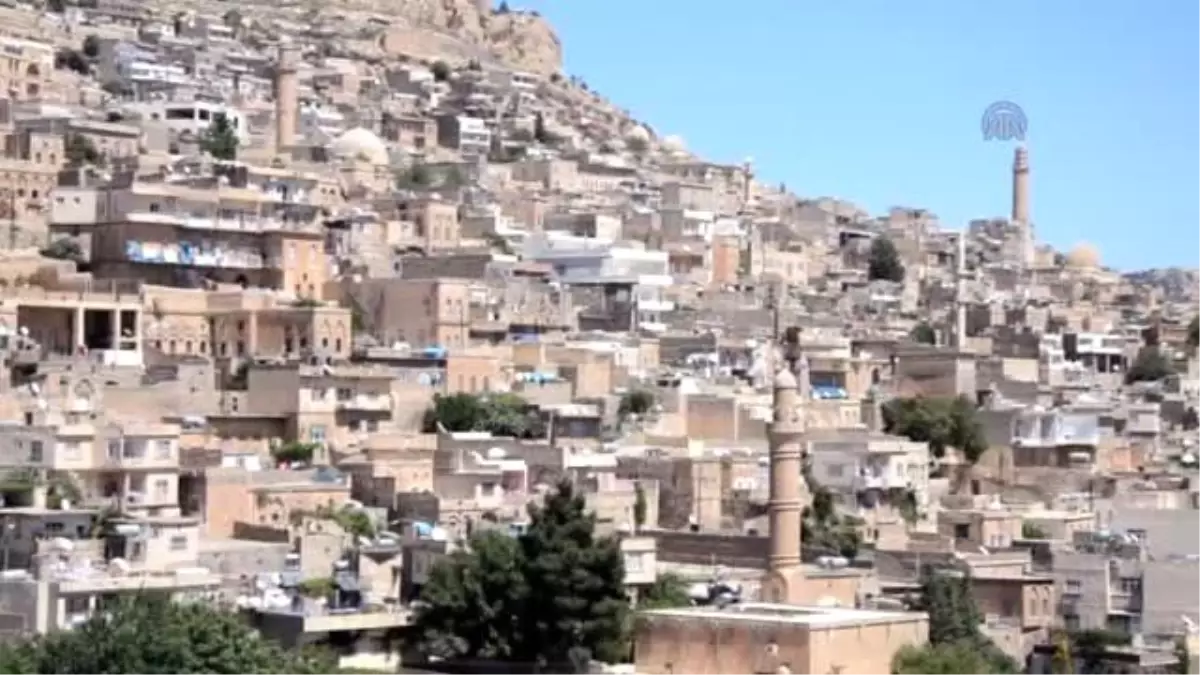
(761, 325, 811, 604)
(742, 157, 754, 208)
(1011, 145, 1033, 266)
(275, 44, 299, 156)
(954, 231, 967, 349)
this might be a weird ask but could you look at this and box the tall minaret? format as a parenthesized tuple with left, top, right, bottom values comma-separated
(1011, 145, 1033, 266)
(275, 44, 299, 156)
(761, 323, 811, 605)
(741, 157, 754, 208)
(953, 230, 968, 349)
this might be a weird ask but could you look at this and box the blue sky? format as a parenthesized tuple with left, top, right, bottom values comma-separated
(516, 0, 1199, 271)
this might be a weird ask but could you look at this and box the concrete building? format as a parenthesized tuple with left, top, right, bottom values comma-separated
(634, 603, 928, 675)
(49, 165, 329, 294)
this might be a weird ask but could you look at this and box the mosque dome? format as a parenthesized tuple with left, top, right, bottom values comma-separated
(623, 125, 650, 143)
(329, 127, 389, 165)
(661, 134, 686, 153)
(1064, 243, 1101, 269)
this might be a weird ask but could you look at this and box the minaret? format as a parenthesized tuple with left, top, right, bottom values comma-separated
(761, 323, 811, 605)
(741, 157, 754, 208)
(1011, 145, 1033, 267)
(275, 44, 299, 156)
(953, 231, 967, 349)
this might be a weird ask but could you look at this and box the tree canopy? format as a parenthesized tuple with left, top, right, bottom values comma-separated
(867, 236, 906, 283)
(81, 35, 101, 59)
(892, 567, 1019, 674)
(618, 389, 655, 418)
(200, 114, 239, 161)
(882, 395, 988, 463)
(423, 392, 545, 438)
(1188, 317, 1199, 350)
(909, 322, 937, 345)
(40, 237, 84, 262)
(412, 480, 629, 672)
(0, 595, 335, 673)
(65, 134, 103, 168)
(638, 572, 691, 610)
(430, 60, 451, 82)
(897, 634, 998, 672)
(1125, 346, 1173, 384)
(802, 479, 861, 559)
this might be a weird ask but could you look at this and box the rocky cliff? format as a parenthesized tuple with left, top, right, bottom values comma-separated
(349, 0, 562, 75)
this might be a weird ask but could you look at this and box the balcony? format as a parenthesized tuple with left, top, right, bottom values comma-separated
(102, 435, 178, 468)
(854, 472, 909, 492)
(637, 298, 675, 313)
(336, 394, 393, 412)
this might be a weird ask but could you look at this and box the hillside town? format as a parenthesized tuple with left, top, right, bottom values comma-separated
(0, 0, 1193, 673)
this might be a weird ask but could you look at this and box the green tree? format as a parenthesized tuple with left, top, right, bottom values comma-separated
(39, 237, 83, 262)
(1070, 629, 1130, 673)
(413, 480, 629, 671)
(909, 322, 937, 345)
(632, 481, 647, 532)
(81, 34, 100, 59)
(1183, 407, 1199, 432)
(618, 389, 655, 418)
(396, 164, 432, 189)
(271, 441, 317, 465)
(518, 480, 629, 669)
(0, 595, 335, 673)
(897, 567, 1019, 674)
(200, 114, 239, 161)
(1126, 346, 1173, 384)
(639, 572, 691, 610)
(423, 393, 543, 439)
(867, 236, 905, 282)
(1051, 631, 1075, 674)
(801, 481, 861, 559)
(1188, 317, 1199, 350)
(64, 134, 102, 168)
(533, 112, 554, 145)
(430, 60, 451, 82)
(1022, 521, 1049, 539)
(55, 49, 89, 75)
(892, 640, 1015, 674)
(883, 396, 988, 463)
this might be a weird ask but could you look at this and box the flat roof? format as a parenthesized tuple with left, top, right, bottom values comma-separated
(642, 602, 926, 628)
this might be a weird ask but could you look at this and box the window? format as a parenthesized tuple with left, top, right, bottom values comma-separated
(28, 440, 43, 462)
(309, 425, 326, 444)
(169, 535, 188, 551)
(826, 463, 845, 478)
(153, 479, 169, 499)
(61, 442, 82, 460)
(155, 440, 172, 459)
(1064, 579, 1081, 595)
(107, 440, 121, 459)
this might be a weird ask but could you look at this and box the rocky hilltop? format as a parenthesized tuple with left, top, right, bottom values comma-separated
(333, 0, 562, 75)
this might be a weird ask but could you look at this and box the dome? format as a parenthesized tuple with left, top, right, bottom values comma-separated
(329, 127, 389, 165)
(624, 125, 650, 143)
(661, 134, 686, 152)
(1065, 243, 1101, 269)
